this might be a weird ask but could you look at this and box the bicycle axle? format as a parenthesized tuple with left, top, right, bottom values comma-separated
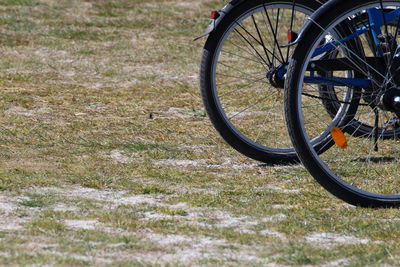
(266, 64, 287, 89)
(379, 88, 400, 116)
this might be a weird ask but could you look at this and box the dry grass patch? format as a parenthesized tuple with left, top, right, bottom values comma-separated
(0, 0, 399, 266)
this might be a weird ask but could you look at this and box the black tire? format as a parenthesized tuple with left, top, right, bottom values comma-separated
(200, 0, 322, 164)
(285, 0, 400, 207)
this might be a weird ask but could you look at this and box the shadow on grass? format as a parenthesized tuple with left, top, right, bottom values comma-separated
(257, 162, 302, 168)
(351, 156, 397, 164)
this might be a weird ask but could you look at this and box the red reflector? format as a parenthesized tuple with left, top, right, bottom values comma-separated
(288, 30, 294, 42)
(288, 30, 298, 43)
(211, 10, 218, 19)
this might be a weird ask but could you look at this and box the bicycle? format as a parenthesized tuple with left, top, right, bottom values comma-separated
(284, 0, 400, 207)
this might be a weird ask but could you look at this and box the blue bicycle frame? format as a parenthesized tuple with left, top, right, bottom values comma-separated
(301, 7, 400, 89)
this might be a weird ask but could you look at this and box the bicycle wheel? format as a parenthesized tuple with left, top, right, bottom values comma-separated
(200, 0, 322, 164)
(285, 0, 400, 207)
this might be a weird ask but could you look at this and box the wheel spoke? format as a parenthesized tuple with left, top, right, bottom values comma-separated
(263, 5, 285, 64)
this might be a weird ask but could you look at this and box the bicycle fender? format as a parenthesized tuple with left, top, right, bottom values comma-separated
(284, 0, 344, 47)
(194, 0, 246, 41)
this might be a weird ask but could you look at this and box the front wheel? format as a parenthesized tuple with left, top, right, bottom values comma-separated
(285, 0, 400, 207)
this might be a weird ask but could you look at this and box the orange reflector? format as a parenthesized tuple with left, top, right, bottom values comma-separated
(386, 125, 394, 131)
(331, 126, 347, 149)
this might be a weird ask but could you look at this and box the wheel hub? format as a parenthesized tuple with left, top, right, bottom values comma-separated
(379, 87, 400, 115)
(266, 63, 287, 89)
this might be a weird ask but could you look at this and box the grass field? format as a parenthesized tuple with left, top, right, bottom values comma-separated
(1, 0, 400, 266)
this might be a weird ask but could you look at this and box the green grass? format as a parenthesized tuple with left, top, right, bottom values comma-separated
(0, 0, 40, 6)
(0, 0, 400, 265)
(27, 218, 67, 234)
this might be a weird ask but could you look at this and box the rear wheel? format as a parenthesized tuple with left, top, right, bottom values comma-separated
(200, 0, 321, 164)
